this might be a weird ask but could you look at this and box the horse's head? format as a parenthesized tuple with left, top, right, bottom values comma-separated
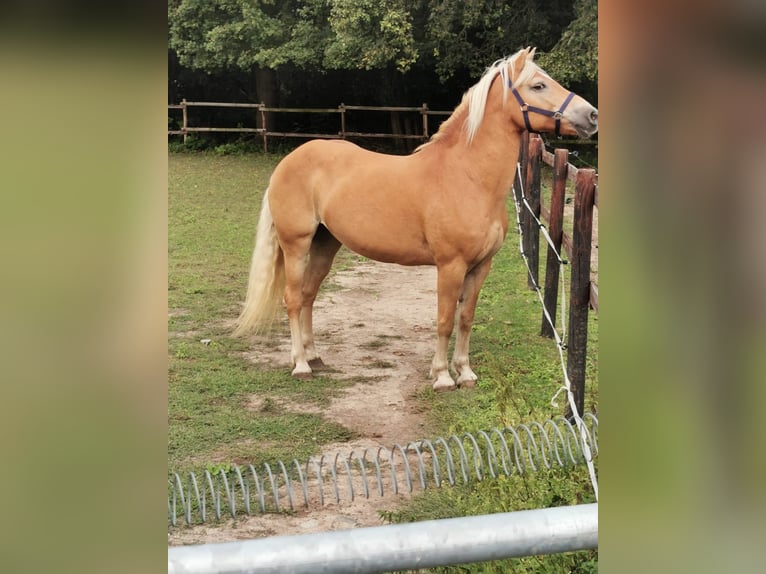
(507, 47, 598, 139)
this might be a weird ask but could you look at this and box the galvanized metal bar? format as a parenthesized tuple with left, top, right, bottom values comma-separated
(168, 503, 597, 574)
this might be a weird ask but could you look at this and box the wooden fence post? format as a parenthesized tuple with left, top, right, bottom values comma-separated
(339, 103, 346, 139)
(513, 132, 529, 207)
(541, 148, 569, 338)
(181, 99, 188, 144)
(523, 135, 542, 290)
(259, 103, 267, 152)
(421, 103, 429, 139)
(566, 168, 596, 420)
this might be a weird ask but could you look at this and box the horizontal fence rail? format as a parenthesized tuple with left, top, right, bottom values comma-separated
(168, 415, 597, 527)
(167, 100, 596, 151)
(168, 503, 598, 574)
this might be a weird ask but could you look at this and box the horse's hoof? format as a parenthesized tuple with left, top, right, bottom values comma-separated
(433, 382, 457, 392)
(457, 372, 478, 388)
(453, 364, 478, 388)
(432, 376, 457, 392)
(308, 357, 327, 370)
(291, 366, 313, 379)
(458, 378, 478, 389)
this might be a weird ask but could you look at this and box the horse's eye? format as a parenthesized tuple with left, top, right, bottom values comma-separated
(532, 82, 546, 91)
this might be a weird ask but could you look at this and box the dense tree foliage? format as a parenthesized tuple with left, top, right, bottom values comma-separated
(423, 0, 575, 81)
(168, 1, 597, 141)
(537, 0, 597, 91)
(169, 0, 588, 77)
(168, 0, 419, 73)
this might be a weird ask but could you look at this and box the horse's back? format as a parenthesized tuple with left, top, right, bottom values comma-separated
(268, 139, 438, 265)
(270, 138, 422, 207)
(275, 138, 401, 176)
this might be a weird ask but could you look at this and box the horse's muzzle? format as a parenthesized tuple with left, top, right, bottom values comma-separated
(574, 106, 598, 138)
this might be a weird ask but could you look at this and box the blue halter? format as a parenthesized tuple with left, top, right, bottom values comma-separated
(508, 80, 575, 136)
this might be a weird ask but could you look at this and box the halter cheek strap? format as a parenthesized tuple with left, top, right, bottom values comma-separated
(508, 81, 575, 137)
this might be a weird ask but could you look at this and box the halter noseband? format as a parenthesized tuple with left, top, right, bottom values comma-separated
(508, 80, 575, 137)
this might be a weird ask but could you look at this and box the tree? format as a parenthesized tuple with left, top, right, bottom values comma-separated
(169, 0, 304, 71)
(422, 0, 575, 82)
(536, 0, 597, 88)
(168, 0, 421, 108)
(168, 0, 417, 73)
(168, 0, 302, 106)
(322, 0, 417, 73)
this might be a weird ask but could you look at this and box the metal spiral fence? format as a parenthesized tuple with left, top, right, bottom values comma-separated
(168, 414, 597, 526)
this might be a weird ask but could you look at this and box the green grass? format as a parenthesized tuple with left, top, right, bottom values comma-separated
(168, 151, 598, 571)
(168, 153, 358, 471)
(382, 228, 599, 572)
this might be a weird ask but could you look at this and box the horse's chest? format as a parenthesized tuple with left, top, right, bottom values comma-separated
(458, 218, 506, 264)
(480, 220, 506, 258)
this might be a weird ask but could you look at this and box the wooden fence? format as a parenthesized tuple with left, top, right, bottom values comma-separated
(168, 100, 452, 151)
(515, 133, 598, 419)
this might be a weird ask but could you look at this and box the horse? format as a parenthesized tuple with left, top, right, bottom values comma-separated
(233, 47, 598, 391)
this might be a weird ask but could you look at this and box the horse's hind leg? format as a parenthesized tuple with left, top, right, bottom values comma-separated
(452, 257, 493, 388)
(282, 236, 315, 378)
(300, 226, 341, 369)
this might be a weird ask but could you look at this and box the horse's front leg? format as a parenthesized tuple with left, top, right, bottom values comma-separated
(430, 262, 467, 391)
(452, 257, 493, 388)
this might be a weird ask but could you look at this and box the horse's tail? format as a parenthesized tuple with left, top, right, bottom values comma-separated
(233, 190, 285, 337)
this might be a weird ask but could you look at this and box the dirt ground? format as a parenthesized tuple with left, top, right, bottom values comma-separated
(168, 260, 439, 546)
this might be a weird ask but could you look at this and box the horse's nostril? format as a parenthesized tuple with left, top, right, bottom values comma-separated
(590, 109, 598, 124)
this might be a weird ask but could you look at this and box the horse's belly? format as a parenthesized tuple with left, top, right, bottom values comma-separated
(329, 224, 435, 266)
(318, 185, 434, 265)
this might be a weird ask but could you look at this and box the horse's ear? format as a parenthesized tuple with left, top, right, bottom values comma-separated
(512, 49, 529, 78)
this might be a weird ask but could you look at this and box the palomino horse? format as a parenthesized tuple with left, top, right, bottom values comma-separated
(234, 47, 598, 391)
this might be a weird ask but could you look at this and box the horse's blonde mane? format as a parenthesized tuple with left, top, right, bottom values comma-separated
(465, 48, 538, 143)
(417, 48, 538, 151)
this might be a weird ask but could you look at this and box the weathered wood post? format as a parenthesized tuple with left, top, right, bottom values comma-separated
(541, 148, 569, 338)
(566, 168, 596, 420)
(181, 98, 188, 144)
(523, 135, 542, 290)
(421, 103, 429, 140)
(513, 132, 529, 207)
(339, 103, 346, 139)
(259, 103, 267, 152)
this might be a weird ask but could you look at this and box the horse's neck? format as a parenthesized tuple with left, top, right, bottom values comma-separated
(437, 105, 522, 197)
(467, 127, 521, 196)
